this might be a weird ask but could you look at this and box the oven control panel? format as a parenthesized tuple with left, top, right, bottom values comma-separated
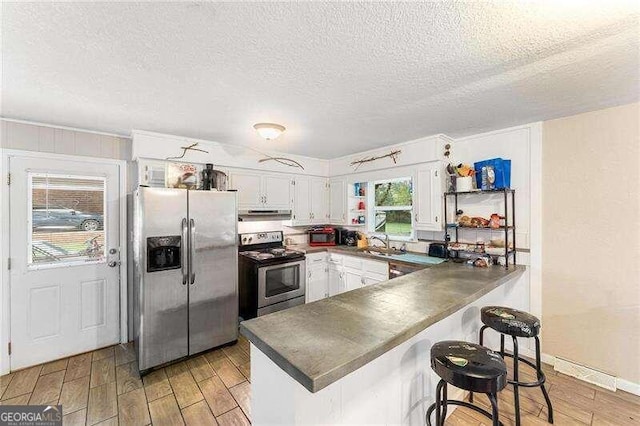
(239, 231, 283, 246)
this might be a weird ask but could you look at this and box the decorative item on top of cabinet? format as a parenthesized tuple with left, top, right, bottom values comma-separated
(165, 142, 209, 160)
(350, 150, 401, 171)
(444, 188, 516, 269)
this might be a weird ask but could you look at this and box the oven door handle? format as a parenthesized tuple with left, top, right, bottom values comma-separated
(181, 218, 188, 285)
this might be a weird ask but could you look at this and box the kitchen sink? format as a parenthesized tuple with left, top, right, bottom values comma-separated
(358, 247, 406, 257)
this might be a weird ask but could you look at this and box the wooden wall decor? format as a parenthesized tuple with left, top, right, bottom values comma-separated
(166, 142, 209, 160)
(350, 149, 401, 171)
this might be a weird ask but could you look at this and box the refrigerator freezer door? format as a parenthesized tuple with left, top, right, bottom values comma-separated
(135, 187, 189, 370)
(188, 191, 239, 354)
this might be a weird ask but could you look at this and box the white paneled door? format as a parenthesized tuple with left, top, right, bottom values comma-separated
(9, 156, 121, 370)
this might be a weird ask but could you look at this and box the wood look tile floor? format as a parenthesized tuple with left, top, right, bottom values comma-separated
(0, 336, 251, 426)
(1, 338, 638, 425)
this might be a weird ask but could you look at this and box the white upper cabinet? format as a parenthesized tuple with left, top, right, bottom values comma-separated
(291, 176, 329, 225)
(415, 162, 444, 231)
(310, 178, 329, 224)
(329, 179, 347, 225)
(292, 176, 311, 225)
(229, 170, 292, 210)
(263, 175, 293, 209)
(229, 171, 263, 209)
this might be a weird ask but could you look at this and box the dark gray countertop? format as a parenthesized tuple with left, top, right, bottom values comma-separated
(240, 262, 525, 393)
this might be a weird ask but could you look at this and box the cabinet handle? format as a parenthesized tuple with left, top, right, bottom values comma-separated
(264, 195, 267, 204)
(435, 216, 438, 222)
(415, 213, 419, 221)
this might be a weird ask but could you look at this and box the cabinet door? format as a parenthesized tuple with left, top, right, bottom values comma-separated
(329, 179, 346, 224)
(328, 265, 344, 296)
(343, 267, 363, 292)
(229, 171, 263, 209)
(307, 264, 329, 303)
(310, 178, 329, 224)
(292, 177, 311, 225)
(415, 164, 443, 231)
(263, 175, 293, 209)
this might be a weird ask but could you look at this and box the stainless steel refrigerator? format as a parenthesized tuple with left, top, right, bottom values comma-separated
(133, 187, 238, 372)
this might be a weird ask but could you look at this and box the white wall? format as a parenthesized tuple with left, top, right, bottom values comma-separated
(542, 103, 640, 385)
(1, 120, 130, 160)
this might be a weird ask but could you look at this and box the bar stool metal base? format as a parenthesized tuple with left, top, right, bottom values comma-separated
(471, 325, 554, 425)
(426, 379, 503, 426)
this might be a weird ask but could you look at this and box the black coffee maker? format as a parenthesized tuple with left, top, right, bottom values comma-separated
(201, 163, 214, 190)
(336, 228, 357, 246)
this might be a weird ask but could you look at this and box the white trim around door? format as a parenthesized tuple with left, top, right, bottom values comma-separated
(0, 149, 127, 375)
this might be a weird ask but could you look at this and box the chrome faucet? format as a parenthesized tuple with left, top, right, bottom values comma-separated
(369, 234, 390, 251)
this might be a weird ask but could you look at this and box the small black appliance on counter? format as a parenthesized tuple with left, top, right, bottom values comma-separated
(428, 242, 448, 258)
(336, 228, 357, 246)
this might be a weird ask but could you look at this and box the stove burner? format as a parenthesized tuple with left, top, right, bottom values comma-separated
(257, 253, 275, 260)
(244, 251, 260, 257)
(270, 248, 286, 255)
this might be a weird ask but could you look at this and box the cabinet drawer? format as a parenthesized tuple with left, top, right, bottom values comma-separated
(364, 272, 388, 283)
(306, 252, 327, 263)
(362, 259, 388, 275)
(328, 253, 343, 265)
(343, 255, 363, 270)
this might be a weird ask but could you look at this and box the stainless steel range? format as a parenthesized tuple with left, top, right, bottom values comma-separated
(238, 231, 305, 318)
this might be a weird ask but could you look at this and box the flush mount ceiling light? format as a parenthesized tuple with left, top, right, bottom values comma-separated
(253, 123, 286, 141)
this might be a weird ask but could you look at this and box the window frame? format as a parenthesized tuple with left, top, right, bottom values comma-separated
(367, 176, 415, 241)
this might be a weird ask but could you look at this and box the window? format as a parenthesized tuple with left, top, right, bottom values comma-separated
(370, 177, 413, 239)
(29, 173, 106, 266)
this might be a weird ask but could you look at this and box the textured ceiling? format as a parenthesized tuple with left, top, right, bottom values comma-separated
(2, 2, 639, 159)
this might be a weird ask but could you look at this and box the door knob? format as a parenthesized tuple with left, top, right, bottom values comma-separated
(108, 261, 119, 268)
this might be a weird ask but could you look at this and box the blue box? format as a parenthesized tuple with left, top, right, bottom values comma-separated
(474, 158, 511, 189)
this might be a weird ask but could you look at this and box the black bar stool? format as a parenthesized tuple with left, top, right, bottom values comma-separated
(472, 306, 554, 425)
(426, 340, 507, 426)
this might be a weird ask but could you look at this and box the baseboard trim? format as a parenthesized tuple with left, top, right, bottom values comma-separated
(503, 349, 640, 397)
(617, 377, 640, 396)
(554, 357, 616, 391)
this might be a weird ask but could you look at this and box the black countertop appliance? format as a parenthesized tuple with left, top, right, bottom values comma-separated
(428, 242, 448, 258)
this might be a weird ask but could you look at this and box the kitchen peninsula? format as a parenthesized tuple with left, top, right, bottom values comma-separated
(240, 262, 527, 425)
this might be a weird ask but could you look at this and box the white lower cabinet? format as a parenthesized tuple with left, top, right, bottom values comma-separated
(307, 263, 329, 303)
(328, 264, 344, 297)
(343, 267, 363, 292)
(306, 252, 329, 303)
(325, 253, 388, 298)
(308, 252, 389, 301)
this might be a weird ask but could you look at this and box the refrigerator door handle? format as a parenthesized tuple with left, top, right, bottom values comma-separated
(189, 218, 196, 285)
(181, 218, 188, 285)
